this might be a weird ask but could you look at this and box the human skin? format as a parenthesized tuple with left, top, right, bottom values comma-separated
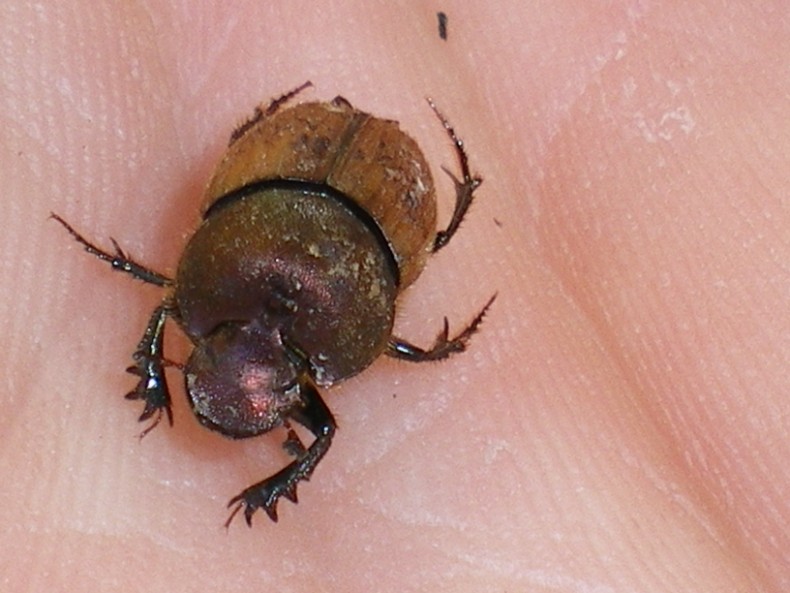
(1, 1, 788, 592)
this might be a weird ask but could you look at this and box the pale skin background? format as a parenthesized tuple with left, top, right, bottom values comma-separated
(1, 1, 787, 592)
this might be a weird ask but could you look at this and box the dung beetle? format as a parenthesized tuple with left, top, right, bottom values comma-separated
(53, 82, 494, 527)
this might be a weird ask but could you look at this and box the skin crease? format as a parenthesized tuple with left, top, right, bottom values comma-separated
(0, 1, 787, 591)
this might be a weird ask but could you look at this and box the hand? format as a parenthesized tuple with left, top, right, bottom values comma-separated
(3, 2, 787, 592)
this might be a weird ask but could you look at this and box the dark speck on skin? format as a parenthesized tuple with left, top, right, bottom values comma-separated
(437, 12, 448, 40)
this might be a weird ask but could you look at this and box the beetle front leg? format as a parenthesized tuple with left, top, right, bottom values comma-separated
(387, 294, 496, 362)
(225, 376, 337, 527)
(125, 305, 174, 438)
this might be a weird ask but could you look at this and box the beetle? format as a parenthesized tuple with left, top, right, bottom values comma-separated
(53, 82, 494, 526)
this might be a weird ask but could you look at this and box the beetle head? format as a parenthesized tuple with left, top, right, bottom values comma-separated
(184, 322, 302, 438)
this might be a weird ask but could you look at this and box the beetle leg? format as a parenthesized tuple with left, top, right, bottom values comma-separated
(228, 81, 314, 146)
(425, 99, 483, 252)
(52, 214, 175, 436)
(125, 305, 174, 438)
(51, 213, 172, 287)
(387, 293, 496, 362)
(281, 421, 308, 458)
(225, 375, 337, 527)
